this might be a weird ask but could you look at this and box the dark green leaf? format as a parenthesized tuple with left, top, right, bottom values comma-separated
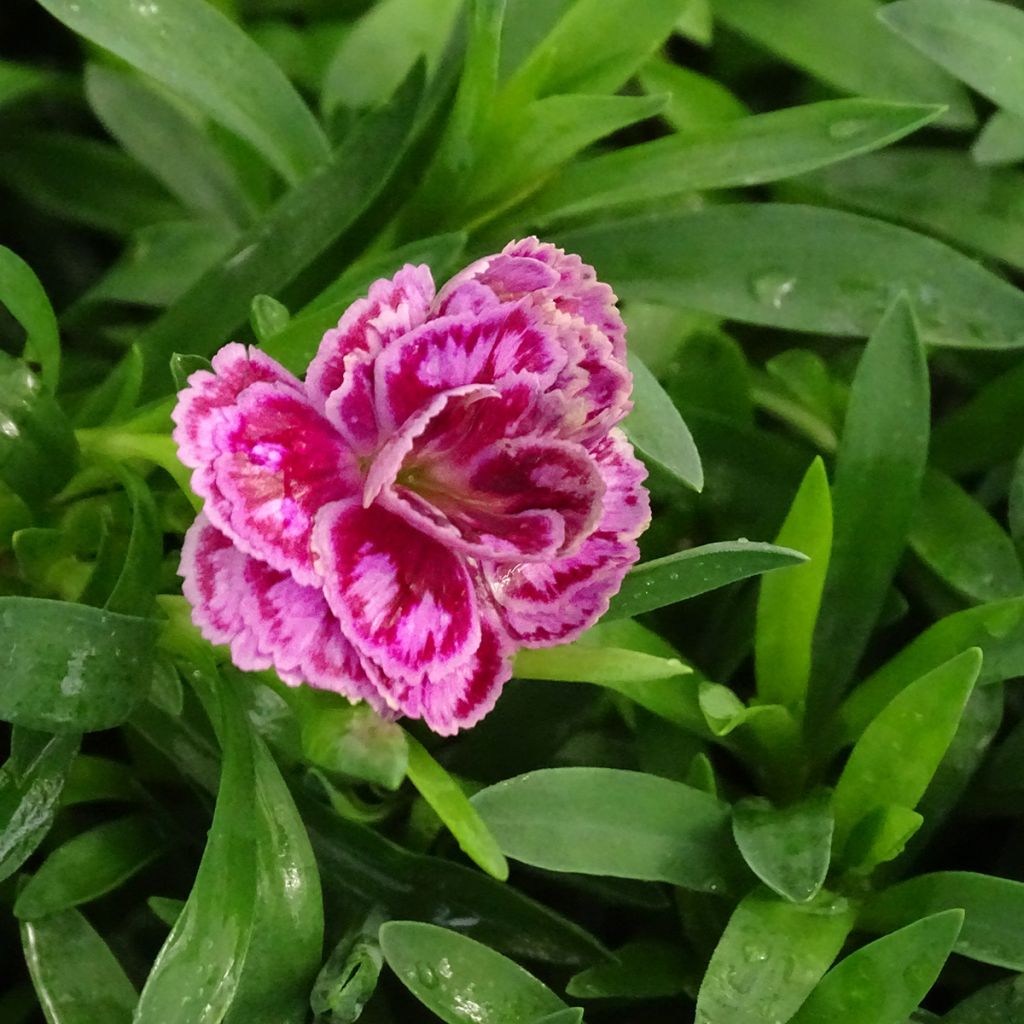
(560, 205, 1024, 349)
(566, 940, 692, 999)
(973, 110, 1024, 167)
(943, 975, 1024, 1023)
(732, 793, 833, 903)
(789, 910, 963, 1024)
(471, 767, 745, 892)
(0, 597, 154, 732)
(15, 814, 164, 919)
(102, 465, 162, 617)
(310, 920, 384, 1024)
(60, 755, 138, 807)
(36, 0, 329, 183)
(0, 246, 60, 391)
(812, 297, 929, 707)
(696, 888, 855, 1024)
(380, 921, 568, 1024)
(22, 907, 137, 1024)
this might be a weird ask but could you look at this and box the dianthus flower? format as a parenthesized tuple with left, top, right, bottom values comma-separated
(174, 239, 650, 734)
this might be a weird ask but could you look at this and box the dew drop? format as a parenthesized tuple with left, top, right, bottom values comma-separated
(751, 272, 797, 310)
(416, 963, 438, 988)
(828, 119, 868, 140)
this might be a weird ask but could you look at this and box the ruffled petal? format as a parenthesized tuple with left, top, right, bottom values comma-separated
(207, 381, 359, 584)
(373, 302, 567, 435)
(312, 499, 481, 684)
(180, 516, 385, 708)
(306, 263, 435, 410)
(484, 429, 649, 646)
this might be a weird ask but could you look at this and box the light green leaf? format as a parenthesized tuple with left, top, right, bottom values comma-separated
(15, 815, 164, 919)
(909, 469, 1024, 602)
(0, 246, 60, 391)
(607, 540, 807, 621)
(530, 99, 941, 225)
(841, 804, 923, 874)
(36, 0, 329, 183)
(732, 793, 834, 903)
(560, 204, 1024, 349)
(623, 349, 703, 491)
(712, 0, 974, 126)
(812, 297, 929, 707)
(22, 907, 137, 1024)
(832, 648, 980, 857)
(405, 733, 508, 881)
(380, 921, 568, 1024)
(471, 767, 745, 891)
(789, 910, 963, 1024)
(973, 110, 1024, 167)
(515, 641, 689, 686)
(756, 456, 832, 711)
(249, 294, 289, 344)
(696, 888, 855, 1024)
(638, 54, 747, 132)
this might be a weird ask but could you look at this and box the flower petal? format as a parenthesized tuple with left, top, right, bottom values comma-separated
(207, 381, 359, 584)
(484, 429, 650, 645)
(374, 302, 567, 435)
(306, 263, 435, 410)
(313, 499, 481, 684)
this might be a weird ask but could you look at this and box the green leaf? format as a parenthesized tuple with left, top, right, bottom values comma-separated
(712, 0, 974, 126)
(61, 755, 138, 807)
(943, 975, 1024, 1023)
(0, 598, 155, 732)
(566, 940, 691, 999)
(514, 640, 690, 686)
(909, 469, 1024, 602)
(15, 814, 164, 919)
(0, 246, 60, 391)
(101, 464, 162, 617)
(607, 540, 807, 620)
(756, 456, 832, 711)
(841, 804, 923, 874)
(148, 897, 186, 928)
(696, 888, 856, 1024)
(405, 733, 509, 881)
(169, 353, 213, 391)
(530, 99, 942, 225)
(622, 350, 703, 491)
(507, 0, 687, 98)
(832, 648, 980, 857)
(84, 63, 254, 227)
(0, 59, 65, 113)
(881, 0, 1024, 130)
(812, 297, 929, 706)
(249, 294, 290, 344)
(732, 793, 833, 903)
(789, 910, 963, 1024)
(863, 872, 1024, 969)
(973, 110, 1024, 167)
(136, 71, 422, 395)
(380, 921, 568, 1023)
(559, 204, 1024, 349)
(836, 599, 1024, 747)
(36, 0, 328, 184)
(638, 54, 747, 132)
(21, 907, 137, 1024)
(471, 767, 744, 891)
(0, 731, 79, 884)
(310, 919, 384, 1024)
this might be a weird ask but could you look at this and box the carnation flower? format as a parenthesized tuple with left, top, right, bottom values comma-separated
(173, 239, 650, 734)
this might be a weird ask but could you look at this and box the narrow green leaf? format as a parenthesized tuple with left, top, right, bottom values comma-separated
(623, 350, 703, 491)
(712, 0, 974, 125)
(566, 941, 691, 999)
(881, 0, 1024, 128)
(909, 469, 1024, 602)
(943, 975, 1024, 1023)
(531, 99, 942, 225)
(310, 919, 384, 1024)
(607, 541, 807, 620)
(36, 0, 329, 183)
(837, 599, 1024, 747)
(696, 888, 856, 1024)
(22, 907, 137, 1024)
(789, 910, 963, 1024)
(812, 297, 929, 706)
(471, 767, 744, 891)
(515, 640, 689, 686)
(0, 246, 60, 391)
(0, 59, 65, 112)
(84, 63, 254, 226)
(15, 815, 164, 919)
(136, 72, 422, 394)
(841, 804, 922, 874)
(756, 457, 832, 710)
(638, 54, 747, 132)
(973, 110, 1024, 167)
(0, 598, 154, 732)
(60, 755, 137, 807)
(102, 465, 162, 617)
(380, 921, 568, 1024)
(832, 648, 980, 856)
(863, 872, 1024, 969)
(732, 793, 833, 903)
(0, 731, 79, 884)
(405, 733, 509, 881)
(560, 204, 1024, 349)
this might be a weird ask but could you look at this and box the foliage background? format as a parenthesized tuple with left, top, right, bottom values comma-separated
(3, 0, 1024, 1021)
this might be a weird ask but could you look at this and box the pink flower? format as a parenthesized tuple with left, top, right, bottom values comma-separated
(174, 239, 650, 735)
